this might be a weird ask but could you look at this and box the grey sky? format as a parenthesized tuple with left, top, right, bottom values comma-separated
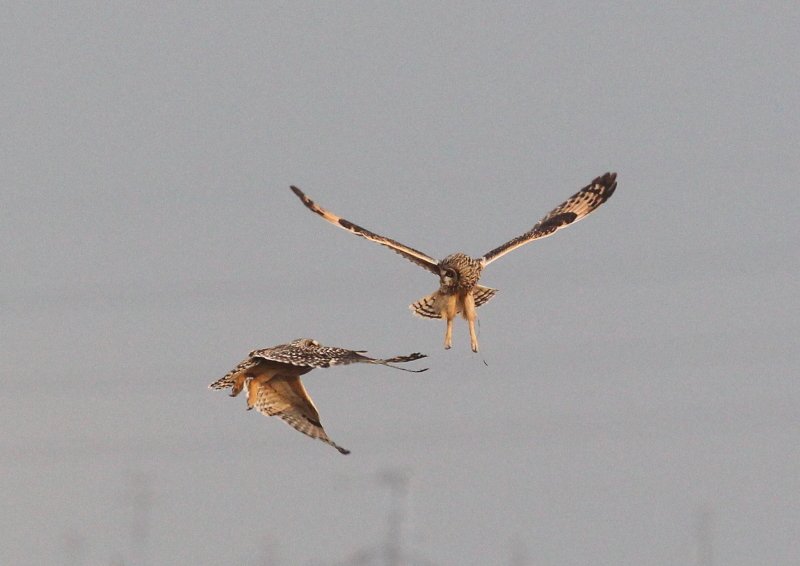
(3, 3, 799, 565)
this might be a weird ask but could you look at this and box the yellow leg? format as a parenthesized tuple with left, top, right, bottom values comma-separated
(442, 294, 457, 350)
(462, 293, 478, 353)
(468, 319, 478, 353)
(246, 377, 260, 410)
(247, 376, 266, 411)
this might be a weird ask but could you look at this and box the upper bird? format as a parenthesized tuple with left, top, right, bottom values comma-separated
(209, 338, 428, 454)
(291, 172, 617, 353)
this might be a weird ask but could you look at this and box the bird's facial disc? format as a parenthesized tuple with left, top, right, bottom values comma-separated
(440, 267, 458, 287)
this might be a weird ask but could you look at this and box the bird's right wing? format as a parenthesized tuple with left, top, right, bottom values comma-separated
(480, 172, 617, 267)
(290, 186, 440, 275)
(254, 375, 350, 455)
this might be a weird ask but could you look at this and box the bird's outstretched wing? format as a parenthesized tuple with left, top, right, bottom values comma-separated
(254, 375, 350, 455)
(252, 340, 428, 373)
(290, 186, 440, 274)
(480, 172, 617, 267)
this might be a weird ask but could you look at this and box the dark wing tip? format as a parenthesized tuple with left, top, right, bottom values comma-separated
(289, 185, 328, 218)
(594, 172, 618, 199)
(290, 185, 313, 205)
(337, 446, 351, 455)
(381, 352, 428, 363)
(394, 352, 428, 365)
(379, 352, 429, 372)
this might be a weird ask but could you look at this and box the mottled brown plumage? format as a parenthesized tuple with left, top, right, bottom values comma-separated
(290, 172, 617, 352)
(209, 338, 427, 454)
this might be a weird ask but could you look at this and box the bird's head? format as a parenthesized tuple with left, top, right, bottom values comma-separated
(439, 265, 459, 290)
(439, 253, 481, 292)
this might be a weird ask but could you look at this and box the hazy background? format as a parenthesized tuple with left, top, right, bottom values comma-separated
(3, 3, 799, 565)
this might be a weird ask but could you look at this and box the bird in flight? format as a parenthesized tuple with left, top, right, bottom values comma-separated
(209, 338, 428, 454)
(290, 172, 617, 353)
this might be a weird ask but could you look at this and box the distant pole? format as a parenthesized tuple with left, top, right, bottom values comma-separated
(128, 472, 153, 566)
(509, 534, 529, 566)
(695, 507, 714, 566)
(379, 469, 409, 566)
(62, 529, 87, 566)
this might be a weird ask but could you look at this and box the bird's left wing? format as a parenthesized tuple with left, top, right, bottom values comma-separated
(480, 172, 617, 267)
(254, 375, 350, 455)
(252, 342, 428, 372)
(315, 346, 429, 372)
(290, 186, 440, 275)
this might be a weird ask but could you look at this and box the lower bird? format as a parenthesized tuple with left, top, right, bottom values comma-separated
(209, 338, 428, 454)
(290, 172, 617, 352)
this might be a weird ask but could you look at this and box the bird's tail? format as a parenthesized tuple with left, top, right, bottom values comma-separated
(410, 291, 447, 319)
(472, 285, 498, 308)
(410, 286, 498, 319)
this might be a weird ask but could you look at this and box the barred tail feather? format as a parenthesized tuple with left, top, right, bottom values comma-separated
(473, 285, 498, 308)
(410, 286, 497, 319)
(410, 292, 446, 319)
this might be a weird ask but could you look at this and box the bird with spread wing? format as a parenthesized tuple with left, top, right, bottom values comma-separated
(291, 172, 617, 353)
(209, 338, 427, 454)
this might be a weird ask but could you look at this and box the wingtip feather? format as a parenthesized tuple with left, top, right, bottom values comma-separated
(594, 172, 618, 197)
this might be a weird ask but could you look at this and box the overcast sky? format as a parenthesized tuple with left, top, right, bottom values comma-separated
(3, 3, 799, 565)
